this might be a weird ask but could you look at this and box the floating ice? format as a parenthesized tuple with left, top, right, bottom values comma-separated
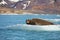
(6, 24, 60, 31)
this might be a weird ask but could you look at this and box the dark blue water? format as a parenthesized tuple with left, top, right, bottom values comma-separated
(0, 14, 60, 40)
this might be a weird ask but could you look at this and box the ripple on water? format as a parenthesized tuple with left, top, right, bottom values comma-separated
(0, 29, 60, 40)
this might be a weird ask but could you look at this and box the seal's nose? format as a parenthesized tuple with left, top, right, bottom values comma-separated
(26, 20, 30, 24)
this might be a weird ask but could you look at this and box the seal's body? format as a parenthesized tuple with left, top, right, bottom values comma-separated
(26, 18, 54, 25)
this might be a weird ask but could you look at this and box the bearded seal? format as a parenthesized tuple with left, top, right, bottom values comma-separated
(26, 18, 54, 25)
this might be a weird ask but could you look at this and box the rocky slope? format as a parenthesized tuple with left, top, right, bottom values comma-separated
(0, 0, 60, 14)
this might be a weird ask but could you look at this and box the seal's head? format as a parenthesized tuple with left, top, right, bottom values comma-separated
(26, 19, 35, 25)
(26, 20, 31, 24)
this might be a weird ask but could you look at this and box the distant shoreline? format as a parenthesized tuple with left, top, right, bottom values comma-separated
(0, 7, 60, 14)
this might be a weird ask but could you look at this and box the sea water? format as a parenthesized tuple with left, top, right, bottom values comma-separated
(0, 14, 60, 40)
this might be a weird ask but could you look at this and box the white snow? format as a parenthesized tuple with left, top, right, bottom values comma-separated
(0, 0, 7, 4)
(9, 0, 19, 2)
